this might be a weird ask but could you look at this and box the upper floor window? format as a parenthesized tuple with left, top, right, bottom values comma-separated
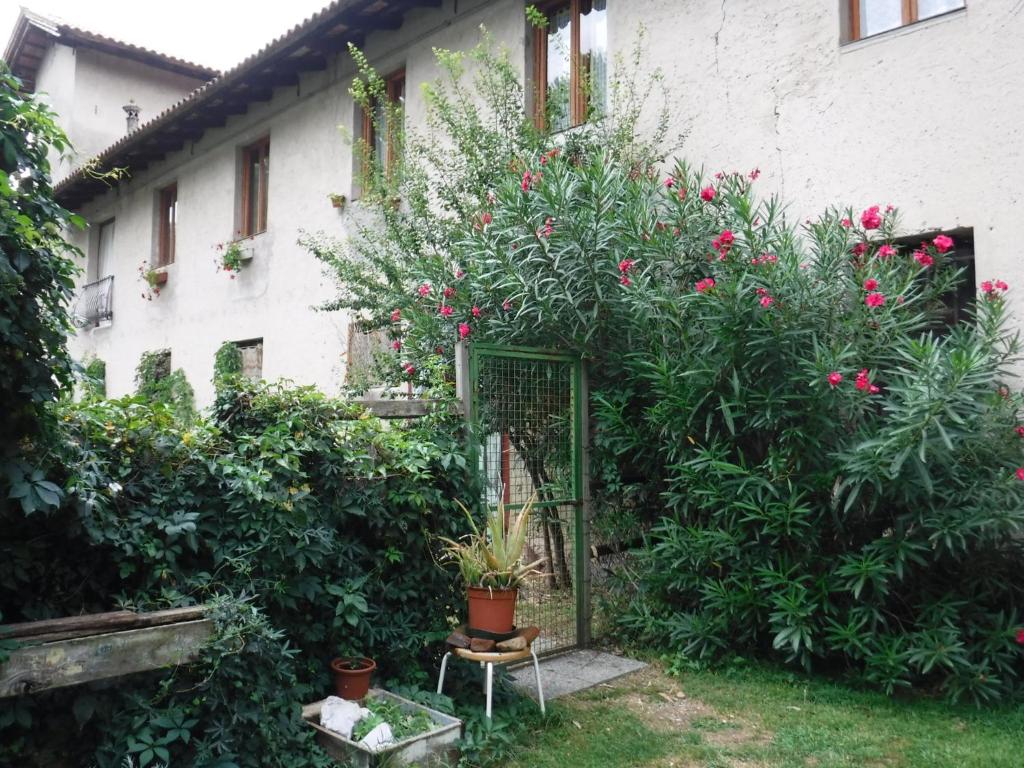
(847, 0, 965, 42)
(156, 183, 177, 267)
(533, 0, 608, 132)
(363, 69, 405, 174)
(96, 218, 115, 279)
(240, 137, 270, 236)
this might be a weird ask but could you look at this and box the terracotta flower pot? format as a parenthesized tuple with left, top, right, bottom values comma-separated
(467, 586, 518, 635)
(330, 656, 376, 700)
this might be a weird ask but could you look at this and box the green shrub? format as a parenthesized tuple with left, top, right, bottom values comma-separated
(213, 340, 243, 392)
(0, 379, 476, 766)
(80, 357, 106, 401)
(311, 37, 1024, 701)
(0, 68, 82, 518)
(135, 348, 195, 422)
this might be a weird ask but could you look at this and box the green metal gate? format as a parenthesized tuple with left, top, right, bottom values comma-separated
(467, 344, 588, 655)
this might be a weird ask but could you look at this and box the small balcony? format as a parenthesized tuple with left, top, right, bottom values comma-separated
(73, 275, 114, 328)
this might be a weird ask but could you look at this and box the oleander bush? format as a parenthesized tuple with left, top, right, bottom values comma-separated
(312, 34, 1024, 702)
(0, 379, 476, 766)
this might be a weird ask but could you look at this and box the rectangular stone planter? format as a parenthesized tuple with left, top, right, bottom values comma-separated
(302, 689, 461, 767)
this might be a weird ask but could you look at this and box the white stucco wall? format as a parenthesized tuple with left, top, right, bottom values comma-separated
(33, 41, 209, 181)
(611, 0, 1022, 313)
(32, 42, 77, 178)
(67, 0, 1024, 406)
(68, 0, 525, 407)
(69, 48, 209, 172)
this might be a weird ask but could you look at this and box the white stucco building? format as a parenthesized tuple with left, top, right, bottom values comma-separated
(3, 0, 1020, 406)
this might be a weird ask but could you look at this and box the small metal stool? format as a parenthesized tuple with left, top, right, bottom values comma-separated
(436, 646, 546, 719)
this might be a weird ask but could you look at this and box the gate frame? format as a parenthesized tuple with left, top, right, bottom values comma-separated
(455, 342, 591, 648)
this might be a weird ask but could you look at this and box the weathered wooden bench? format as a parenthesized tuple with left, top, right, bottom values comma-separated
(0, 606, 213, 698)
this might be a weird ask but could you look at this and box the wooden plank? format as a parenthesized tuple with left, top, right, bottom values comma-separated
(0, 606, 206, 641)
(351, 399, 463, 419)
(0, 619, 213, 698)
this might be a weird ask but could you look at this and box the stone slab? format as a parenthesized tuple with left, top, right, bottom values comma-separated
(509, 649, 647, 700)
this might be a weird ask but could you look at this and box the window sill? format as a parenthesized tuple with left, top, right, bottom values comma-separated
(231, 230, 272, 262)
(840, 7, 966, 52)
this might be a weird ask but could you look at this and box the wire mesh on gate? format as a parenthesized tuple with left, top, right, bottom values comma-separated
(473, 349, 582, 655)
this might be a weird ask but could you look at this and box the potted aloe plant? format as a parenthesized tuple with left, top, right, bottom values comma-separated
(439, 496, 542, 635)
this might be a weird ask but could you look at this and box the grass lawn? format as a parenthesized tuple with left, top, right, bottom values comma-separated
(502, 660, 1024, 768)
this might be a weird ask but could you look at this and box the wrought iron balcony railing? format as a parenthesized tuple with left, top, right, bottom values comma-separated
(73, 275, 114, 328)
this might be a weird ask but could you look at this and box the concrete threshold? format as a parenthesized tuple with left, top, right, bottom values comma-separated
(509, 649, 647, 700)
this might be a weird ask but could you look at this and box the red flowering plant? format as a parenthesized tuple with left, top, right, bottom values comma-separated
(307, 29, 1024, 703)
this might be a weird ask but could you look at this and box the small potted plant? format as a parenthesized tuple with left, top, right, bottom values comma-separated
(439, 496, 542, 635)
(329, 654, 377, 701)
(138, 261, 167, 300)
(215, 240, 247, 276)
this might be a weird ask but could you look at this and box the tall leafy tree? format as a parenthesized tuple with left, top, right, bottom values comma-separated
(0, 67, 82, 514)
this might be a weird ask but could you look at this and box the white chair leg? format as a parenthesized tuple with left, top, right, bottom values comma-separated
(531, 647, 546, 715)
(436, 652, 451, 695)
(485, 662, 494, 720)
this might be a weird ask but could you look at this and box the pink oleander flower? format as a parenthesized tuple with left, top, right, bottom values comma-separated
(996, 280, 1009, 291)
(869, 384, 880, 394)
(390, 308, 401, 322)
(695, 278, 715, 293)
(403, 363, 415, 376)
(841, 217, 852, 228)
(619, 258, 635, 274)
(456, 269, 466, 279)
(933, 234, 954, 253)
(827, 371, 843, 388)
(439, 305, 453, 317)
(472, 305, 481, 318)
(502, 299, 512, 311)
(760, 295, 774, 308)
(664, 177, 676, 187)
(749, 167, 761, 181)
(981, 280, 994, 293)
(677, 187, 687, 200)
(914, 250, 934, 267)
(521, 171, 532, 191)
(443, 286, 456, 299)
(855, 368, 871, 392)
(1015, 426, 1024, 437)
(481, 211, 492, 225)
(700, 186, 716, 202)
(458, 322, 471, 340)
(1017, 468, 1024, 481)
(620, 275, 632, 286)
(716, 230, 735, 250)
(863, 278, 878, 291)
(1016, 628, 1024, 644)
(391, 340, 401, 351)
(865, 291, 886, 308)
(877, 244, 896, 259)
(756, 287, 769, 297)
(861, 205, 882, 230)
(418, 283, 431, 297)
(852, 242, 868, 257)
